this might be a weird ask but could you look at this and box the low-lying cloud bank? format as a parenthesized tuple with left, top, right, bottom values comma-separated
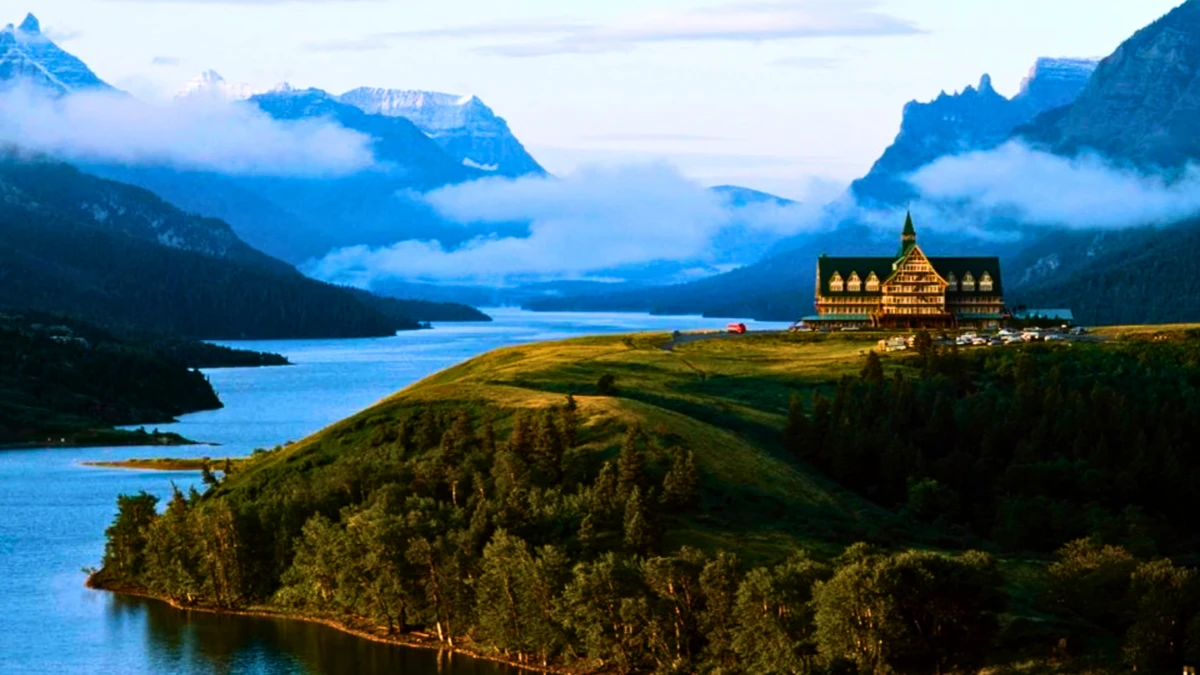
(0, 84, 374, 176)
(305, 163, 829, 286)
(909, 141, 1200, 230)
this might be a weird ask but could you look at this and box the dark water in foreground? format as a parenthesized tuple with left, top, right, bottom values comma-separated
(0, 310, 790, 675)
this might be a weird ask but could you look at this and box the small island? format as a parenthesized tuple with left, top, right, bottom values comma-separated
(83, 456, 244, 471)
(0, 311, 287, 449)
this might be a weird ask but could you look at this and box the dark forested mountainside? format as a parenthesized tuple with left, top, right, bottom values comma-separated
(94, 332, 1200, 672)
(0, 156, 488, 337)
(0, 158, 292, 274)
(0, 311, 228, 446)
(1012, 219, 1200, 325)
(0, 201, 418, 339)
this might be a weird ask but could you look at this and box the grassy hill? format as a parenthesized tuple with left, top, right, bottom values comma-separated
(226, 332, 902, 562)
(94, 330, 1200, 673)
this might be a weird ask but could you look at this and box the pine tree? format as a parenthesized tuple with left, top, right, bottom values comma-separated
(618, 426, 646, 498)
(624, 487, 656, 554)
(561, 399, 579, 449)
(662, 449, 700, 511)
(531, 409, 565, 486)
(861, 351, 885, 382)
(578, 512, 598, 552)
(201, 461, 219, 488)
(783, 393, 813, 460)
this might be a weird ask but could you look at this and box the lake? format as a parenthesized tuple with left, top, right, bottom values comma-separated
(0, 309, 791, 675)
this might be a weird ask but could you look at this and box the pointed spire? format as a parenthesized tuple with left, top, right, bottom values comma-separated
(18, 13, 39, 34)
(898, 211, 917, 257)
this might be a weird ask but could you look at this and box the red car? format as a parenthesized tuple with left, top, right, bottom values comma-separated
(726, 322, 747, 334)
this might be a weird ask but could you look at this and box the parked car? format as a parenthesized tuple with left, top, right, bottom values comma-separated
(726, 323, 747, 334)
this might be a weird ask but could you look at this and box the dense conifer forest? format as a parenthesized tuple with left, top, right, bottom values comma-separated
(93, 332, 1200, 673)
(0, 311, 282, 446)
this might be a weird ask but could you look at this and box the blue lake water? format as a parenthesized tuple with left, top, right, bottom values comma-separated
(0, 309, 791, 675)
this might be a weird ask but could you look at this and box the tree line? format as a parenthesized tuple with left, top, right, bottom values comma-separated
(786, 336, 1200, 554)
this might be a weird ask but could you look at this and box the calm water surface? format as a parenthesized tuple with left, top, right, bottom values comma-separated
(0, 309, 790, 675)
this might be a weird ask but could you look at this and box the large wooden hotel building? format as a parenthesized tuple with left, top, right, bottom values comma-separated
(805, 214, 1005, 330)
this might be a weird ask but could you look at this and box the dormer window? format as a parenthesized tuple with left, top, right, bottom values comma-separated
(865, 272, 879, 292)
(847, 272, 861, 292)
(962, 272, 976, 292)
(947, 272, 958, 292)
(830, 272, 844, 292)
(979, 272, 993, 292)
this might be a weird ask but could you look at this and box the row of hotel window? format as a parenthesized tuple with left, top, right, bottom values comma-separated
(829, 271, 993, 293)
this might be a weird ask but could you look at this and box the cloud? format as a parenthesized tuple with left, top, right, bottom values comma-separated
(305, 163, 829, 286)
(308, 0, 922, 56)
(581, 133, 736, 143)
(908, 141, 1200, 230)
(41, 26, 81, 43)
(150, 56, 182, 66)
(772, 55, 846, 68)
(0, 84, 374, 176)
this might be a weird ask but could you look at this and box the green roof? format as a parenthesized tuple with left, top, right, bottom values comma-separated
(955, 313, 1006, 320)
(817, 254, 1003, 297)
(804, 314, 872, 322)
(815, 257, 894, 297)
(931, 257, 1004, 297)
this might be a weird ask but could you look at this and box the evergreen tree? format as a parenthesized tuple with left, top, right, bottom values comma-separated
(618, 425, 646, 498)
(662, 449, 700, 511)
(861, 351, 885, 383)
(624, 487, 656, 554)
(101, 491, 159, 582)
(201, 462, 219, 488)
(783, 393, 813, 460)
(531, 409, 565, 486)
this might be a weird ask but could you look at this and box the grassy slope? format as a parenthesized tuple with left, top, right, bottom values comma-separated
(225, 331, 910, 562)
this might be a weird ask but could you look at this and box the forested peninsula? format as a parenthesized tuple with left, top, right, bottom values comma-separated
(0, 311, 285, 448)
(92, 330, 1200, 673)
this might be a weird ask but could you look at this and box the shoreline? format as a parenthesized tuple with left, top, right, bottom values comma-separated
(0, 434, 208, 452)
(80, 457, 238, 471)
(86, 579, 584, 675)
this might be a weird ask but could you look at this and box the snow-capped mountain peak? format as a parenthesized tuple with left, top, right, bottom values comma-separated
(17, 13, 39, 34)
(337, 86, 545, 177)
(0, 13, 113, 95)
(175, 69, 257, 103)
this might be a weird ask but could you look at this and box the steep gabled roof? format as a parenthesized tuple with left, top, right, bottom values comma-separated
(930, 257, 1004, 296)
(816, 256, 893, 296)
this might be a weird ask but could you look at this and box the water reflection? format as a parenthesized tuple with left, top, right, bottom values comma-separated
(113, 594, 517, 675)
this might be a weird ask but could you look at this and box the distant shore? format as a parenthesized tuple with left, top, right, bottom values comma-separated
(1, 429, 201, 451)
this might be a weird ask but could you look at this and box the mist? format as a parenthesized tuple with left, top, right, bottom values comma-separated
(0, 84, 374, 176)
(305, 163, 831, 286)
(908, 141, 1200, 229)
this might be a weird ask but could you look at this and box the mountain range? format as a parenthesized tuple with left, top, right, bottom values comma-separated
(11, 5, 1200, 327)
(0, 15, 111, 94)
(537, 1, 1200, 324)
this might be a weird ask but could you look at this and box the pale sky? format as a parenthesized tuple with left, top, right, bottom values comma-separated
(5, 0, 1185, 198)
